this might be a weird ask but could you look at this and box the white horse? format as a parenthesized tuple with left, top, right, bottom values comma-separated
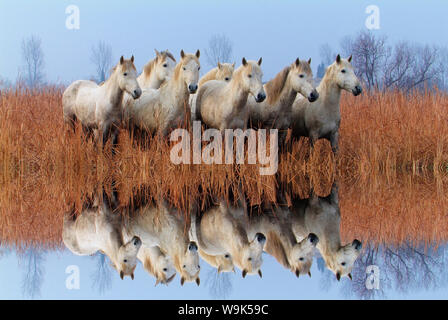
(62, 193, 142, 280)
(137, 245, 176, 286)
(191, 201, 266, 278)
(63, 56, 142, 145)
(137, 49, 176, 89)
(190, 62, 235, 121)
(126, 50, 200, 136)
(123, 201, 201, 285)
(291, 55, 362, 152)
(290, 185, 362, 281)
(247, 58, 318, 142)
(195, 57, 266, 131)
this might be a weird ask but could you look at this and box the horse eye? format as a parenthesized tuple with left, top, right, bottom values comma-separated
(198, 265, 200, 269)
(123, 259, 128, 263)
(225, 77, 229, 81)
(198, 66, 200, 70)
(163, 64, 167, 67)
(299, 74, 305, 78)
(341, 262, 346, 266)
(183, 264, 186, 268)
(299, 257, 304, 261)
(183, 67, 186, 71)
(225, 254, 229, 258)
(248, 257, 252, 261)
(163, 268, 167, 272)
(123, 73, 128, 76)
(341, 69, 346, 73)
(248, 74, 252, 78)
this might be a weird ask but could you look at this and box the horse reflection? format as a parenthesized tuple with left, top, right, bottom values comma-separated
(291, 185, 362, 281)
(62, 192, 142, 280)
(191, 200, 266, 278)
(123, 201, 200, 286)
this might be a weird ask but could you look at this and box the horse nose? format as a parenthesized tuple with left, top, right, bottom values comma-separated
(133, 88, 142, 99)
(353, 85, 362, 96)
(308, 90, 319, 102)
(188, 84, 198, 93)
(353, 239, 362, 250)
(307, 233, 319, 245)
(256, 92, 266, 103)
(256, 233, 266, 243)
(188, 241, 198, 251)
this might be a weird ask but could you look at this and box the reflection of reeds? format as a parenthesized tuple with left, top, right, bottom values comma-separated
(1, 87, 448, 249)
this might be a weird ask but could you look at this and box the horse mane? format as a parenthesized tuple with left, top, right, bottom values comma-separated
(264, 231, 290, 269)
(199, 68, 218, 87)
(142, 50, 176, 80)
(143, 255, 166, 282)
(265, 66, 290, 105)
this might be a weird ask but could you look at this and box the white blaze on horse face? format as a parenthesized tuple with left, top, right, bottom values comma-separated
(334, 56, 362, 95)
(157, 255, 176, 284)
(330, 241, 362, 280)
(242, 60, 265, 102)
(117, 236, 142, 279)
(290, 60, 317, 101)
(117, 57, 142, 99)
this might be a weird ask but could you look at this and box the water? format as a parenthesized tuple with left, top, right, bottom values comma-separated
(1, 178, 447, 300)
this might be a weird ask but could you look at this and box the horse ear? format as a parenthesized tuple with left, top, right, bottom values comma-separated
(155, 49, 160, 57)
(295, 58, 300, 67)
(258, 270, 262, 278)
(232, 62, 235, 68)
(218, 62, 222, 69)
(258, 57, 263, 66)
(308, 271, 312, 278)
(348, 273, 353, 281)
(131, 273, 134, 280)
(131, 55, 134, 63)
(155, 279, 160, 286)
(336, 272, 341, 281)
(180, 277, 185, 286)
(180, 50, 185, 59)
(242, 57, 247, 66)
(196, 49, 200, 58)
(120, 271, 124, 280)
(120, 56, 124, 65)
(196, 277, 200, 286)
(336, 54, 341, 64)
(232, 267, 236, 273)
(295, 269, 300, 278)
(218, 265, 222, 273)
(242, 269, 248, 278)
(348, 55, 353, 63)
(308, 58, 312, 65)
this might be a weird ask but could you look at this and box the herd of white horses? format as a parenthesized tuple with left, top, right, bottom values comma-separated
(62, 49, 362, 151)
(62, 185, 362, 285)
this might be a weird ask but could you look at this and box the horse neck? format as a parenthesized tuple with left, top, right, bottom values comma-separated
(273, 77, 298, 111)
(162, 66, 189, 108)
(139, 64, 162, 89)
(317, 71, 342, 113)
(102, 231, 123, 268)
(229, 73, 249, 112)
(103, 71, 125, 109)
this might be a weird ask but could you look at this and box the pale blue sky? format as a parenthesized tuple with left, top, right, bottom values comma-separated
(1, 0, 448, 83)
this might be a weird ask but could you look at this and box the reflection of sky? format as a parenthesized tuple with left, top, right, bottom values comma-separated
(1, 243, 447, 299)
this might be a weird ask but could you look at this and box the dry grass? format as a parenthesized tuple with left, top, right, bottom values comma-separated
(0, 87, 448, 250)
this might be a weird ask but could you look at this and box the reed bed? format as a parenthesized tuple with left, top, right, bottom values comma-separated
(0, 87, 448, 250)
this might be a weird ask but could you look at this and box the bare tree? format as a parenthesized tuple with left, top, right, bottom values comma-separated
(204, 34, 233, 68)
(18, 247, 46, 299)
(205, 269, 233, 299)
(90, 41, 113, 83)
(319, 43, 337, 67)
(90, 252, 113, 294)
(340, 30, 388, 90)
(20, 35, 45, 88)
